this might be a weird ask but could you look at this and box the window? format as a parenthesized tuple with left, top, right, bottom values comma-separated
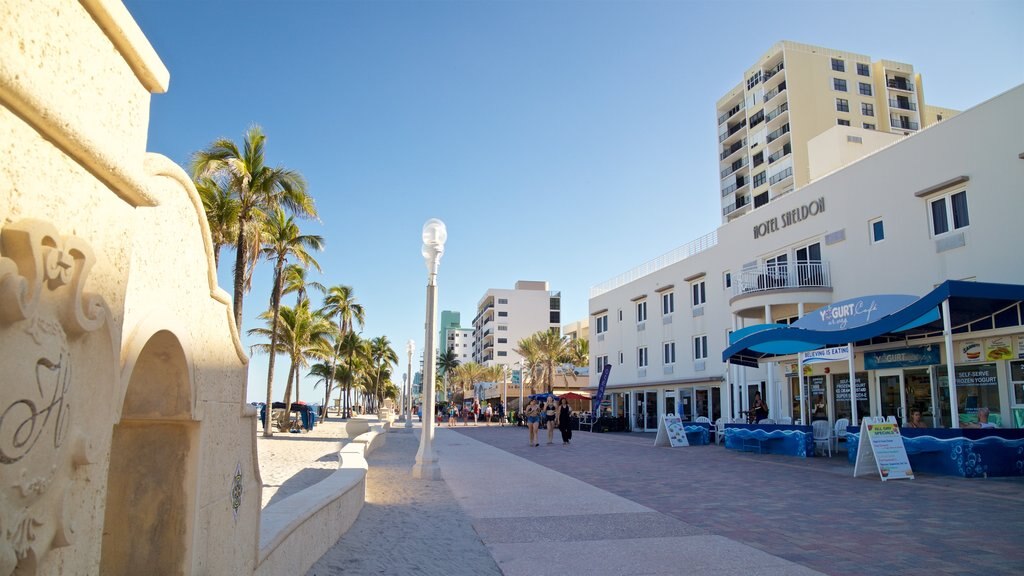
(663, 342, 676, 365)
(752, 171, 766, 187)
(662, 292, 675, 315)
(870, 218, 885, 243)
(836, 98, 849, 112)
(618, 352, 623, 364)
(618, 309, 623, 322)
(863, 123, 876, 130)
(638, 346, 648, 368)
(636, 300, 647, 323)
(596, 314, 608, 334)
(497, 351, 507, 357)
(747, 71, 761, 90)
(497, 325, 508, 331)
(497, 337, 507, 344)
(724, 271, 732, 289)
(597, 355, 609, 372)
(833, 78, 847, 92)
(693, 335, 708, 360)
(837, 119, 851, 126)
(857, 63, 870, 77)
(752, 151, 764, 167)
(498, 311, 508, 317)
(859, 82, 872, 96)
(861, 102, 874, 116)
(930, 190, 970, 236)
(691, 281, 706, 307)
(831, 58, 845, 72)
(497, 298, 508, 304)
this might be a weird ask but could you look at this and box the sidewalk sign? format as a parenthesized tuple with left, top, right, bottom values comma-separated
(853, 420, 914, 481)
(654, 414, 689, 447)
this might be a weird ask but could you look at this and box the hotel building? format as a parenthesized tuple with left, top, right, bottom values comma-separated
(472, 280, 561, 368)
(590, 82, 1024, 432)
(717, 41, 959, 224)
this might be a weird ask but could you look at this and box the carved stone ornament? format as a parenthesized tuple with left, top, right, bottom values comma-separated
(0, 219, 109, 575)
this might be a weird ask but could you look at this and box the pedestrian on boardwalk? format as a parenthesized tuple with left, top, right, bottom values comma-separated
(524, 399, 541, 446)
(448, 403, 457, 428)
(485, 403, 493, 425)
(472, 401, 480, 426)
(544, 397, 558, 445)
(556, 397, 573, 445)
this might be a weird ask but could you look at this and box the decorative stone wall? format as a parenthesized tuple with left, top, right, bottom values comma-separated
(0, 1, 260, 574)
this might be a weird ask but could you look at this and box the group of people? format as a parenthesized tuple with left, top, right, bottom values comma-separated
(523, 396, 573, 447)
(442, 401, 506, 427)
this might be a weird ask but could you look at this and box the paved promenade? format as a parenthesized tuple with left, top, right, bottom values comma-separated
(309, 422, 1024, 575)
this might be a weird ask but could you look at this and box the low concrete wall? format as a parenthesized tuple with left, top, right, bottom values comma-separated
(351, 430, 386, 455)
(254, 449, 368, 576)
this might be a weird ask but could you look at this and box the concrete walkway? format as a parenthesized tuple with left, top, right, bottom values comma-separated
(308, 423, 825, 575)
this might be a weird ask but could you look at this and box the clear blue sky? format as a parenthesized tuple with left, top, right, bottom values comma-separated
(124, 0, 1024, 404)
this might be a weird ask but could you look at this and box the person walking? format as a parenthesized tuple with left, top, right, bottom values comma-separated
(556, 397, 573, 445)
(497, 401, 505, 427)
(524, 398, 541, 447)
(485, 403, 493, 426)
(544, 397, 558, 445)
(472, 401, 480, 426)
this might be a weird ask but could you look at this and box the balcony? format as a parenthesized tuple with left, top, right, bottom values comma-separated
(765, 101, 788, 123)
(888, 98, 917, 111)
(719, 138, 746, 160)
(886, 78, 914, 92)
(766, 122, 790, 144)
(733, 261, 832, 297)
(890, 117, 919, 131)
(718, 119, 747, 143)
(767, 142, 791, 164)
(769, 166, 793, 185)
(721, 175, 748, 197)
(718, 102, 744, 125)
(720, 156, 748, 179)
(764, 81, 786, 103)
(762, 60, 785, 81)
(722, 195, 750, 216)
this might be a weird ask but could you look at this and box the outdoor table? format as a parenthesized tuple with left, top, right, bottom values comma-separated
(845, 426, 1024, 478)
(724, 423, 814, 457)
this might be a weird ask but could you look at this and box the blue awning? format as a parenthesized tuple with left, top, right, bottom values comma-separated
(723, 280, 1024, 367)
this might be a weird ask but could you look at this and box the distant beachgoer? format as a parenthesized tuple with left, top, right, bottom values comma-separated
(544, 398, 557, 444)
(557, 397, 572, 445)
(525, 399, 541, 447)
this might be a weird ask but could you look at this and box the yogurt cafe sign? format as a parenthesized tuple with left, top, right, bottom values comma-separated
(792, 294, 919, 332)
(753, 197, 825, 239)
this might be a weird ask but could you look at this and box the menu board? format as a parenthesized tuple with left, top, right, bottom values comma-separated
(654, 414, 690, 448)
(853, 421, 914, 482)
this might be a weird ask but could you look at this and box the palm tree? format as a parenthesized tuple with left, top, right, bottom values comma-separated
(321, 285, 365, 417)
(514, 336, 543, 395)
(257, 208, 323, 434)
(367, 336, 398, 412)
(308, 362, 339, 411)
(194, 176, 239, 267)
(533, 330, 569, 393)
(190, 124, 317, 331)
(437, 349, 460, 401)
(335, 330, 370, 416)
(281, 263, 325, 409)
(562, 337, 590, 387)
(451, 362, 488, 403)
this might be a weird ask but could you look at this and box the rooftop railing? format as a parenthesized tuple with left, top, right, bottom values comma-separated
(590, 230, 719, 298)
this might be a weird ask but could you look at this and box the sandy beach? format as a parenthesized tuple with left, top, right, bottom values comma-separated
(256, 418, 351, 509)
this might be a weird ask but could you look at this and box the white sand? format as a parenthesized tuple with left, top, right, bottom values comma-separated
(256, 419, 350, 509)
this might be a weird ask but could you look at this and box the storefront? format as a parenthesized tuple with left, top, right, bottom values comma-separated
(723, 281, 1024, 430)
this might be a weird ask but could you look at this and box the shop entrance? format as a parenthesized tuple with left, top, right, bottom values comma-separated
(904, 369, 934, 426)
(632, 390, 658, 431)
(875, 370, 906, 425)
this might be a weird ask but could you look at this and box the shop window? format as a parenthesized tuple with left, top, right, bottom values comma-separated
(930, 190, 970, 236)
(1011, 360, 1024, 405)
(833, 372, 869, 422)
(936, 363, 1001, 427)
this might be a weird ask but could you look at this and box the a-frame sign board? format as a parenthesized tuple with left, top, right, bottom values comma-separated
(853, 420, 914, 481)
(654, 414, 690, 447)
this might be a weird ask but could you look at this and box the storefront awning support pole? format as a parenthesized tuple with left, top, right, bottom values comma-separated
(942, 299, 960, 429)
(798, 353, 806, 425)
(848, 342, 857, 425)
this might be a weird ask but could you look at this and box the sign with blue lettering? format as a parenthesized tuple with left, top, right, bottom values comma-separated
(864, 346, 940, 369)
(792, 294, 917, 332)
(800, 345, 850, 364)
(591, 364, 612, 421)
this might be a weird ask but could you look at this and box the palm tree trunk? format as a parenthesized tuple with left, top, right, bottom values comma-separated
(263, 259, 284, 437)
(232, 217, 248, 332)
(213, 245, 221, 268)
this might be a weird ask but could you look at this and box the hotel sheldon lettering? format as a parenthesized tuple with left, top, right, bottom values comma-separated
(753, 197, 825, 239)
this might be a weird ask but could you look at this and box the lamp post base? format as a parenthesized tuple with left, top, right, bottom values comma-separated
(411, 458, 441, 480)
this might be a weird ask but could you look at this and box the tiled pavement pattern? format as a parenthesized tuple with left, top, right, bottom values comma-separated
(453, 426, 1024, 576)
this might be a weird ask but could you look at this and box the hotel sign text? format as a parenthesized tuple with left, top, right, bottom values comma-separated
(753, 197, 825, 239)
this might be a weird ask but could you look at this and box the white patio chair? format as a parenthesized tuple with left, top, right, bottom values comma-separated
(695, 416, 711, 423)
(833, 418, 849, 451)
(714, 417, 725, 445)
(777, 416, 793, 425)
(812, 420, 832, 457)
(758, 418, 775, 425)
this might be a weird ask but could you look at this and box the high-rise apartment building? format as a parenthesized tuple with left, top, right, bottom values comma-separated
(438, 310, 462, 358)
(717, 41, 958, 223)
(472, 280, 561, 369)
(446, 327, 473, 364)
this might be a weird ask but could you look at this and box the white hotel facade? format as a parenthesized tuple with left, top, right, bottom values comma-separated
(588, 83, 1024, 432)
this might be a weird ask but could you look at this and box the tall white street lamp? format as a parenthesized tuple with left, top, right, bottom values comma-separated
(413, 218, 446, 479)
(405, 339, 415, 429)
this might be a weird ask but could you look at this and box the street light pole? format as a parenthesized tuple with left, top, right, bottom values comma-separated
(413, 218, 446, 480)
(405, 340, 414, 429)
